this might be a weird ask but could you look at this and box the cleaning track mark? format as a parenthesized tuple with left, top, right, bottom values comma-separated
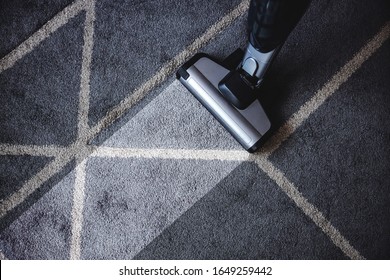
(0, 0, 250, 220)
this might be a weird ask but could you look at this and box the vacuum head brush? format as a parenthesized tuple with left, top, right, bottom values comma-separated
(176, 52, 271, 152)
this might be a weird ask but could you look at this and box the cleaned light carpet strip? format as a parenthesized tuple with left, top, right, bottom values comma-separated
(93, 147, 250, 162)
(0, 0, 250, 222)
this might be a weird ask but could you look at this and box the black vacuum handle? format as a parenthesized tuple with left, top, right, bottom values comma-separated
(248, 0, 311, 53)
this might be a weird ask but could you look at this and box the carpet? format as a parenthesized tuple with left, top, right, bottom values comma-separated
(0, 0, 389, 259)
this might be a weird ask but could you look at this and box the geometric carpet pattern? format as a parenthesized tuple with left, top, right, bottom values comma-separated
(1, 0, 389, 259)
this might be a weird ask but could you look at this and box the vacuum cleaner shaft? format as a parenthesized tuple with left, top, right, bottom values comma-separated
(219, 0, 311, 109)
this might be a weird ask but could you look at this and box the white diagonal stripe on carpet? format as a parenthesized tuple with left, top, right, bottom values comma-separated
(255, 157, 365, 260)
(0, 0, 86, 73)
(87, 0, 251, 140)
(0, 152, 72, 219)
(1, 2, 388, 262)
(250, 22, 390, 259)
(120, 21, 390, 260)
(260, 21, 390, 157)
(0, 0, 250, 224)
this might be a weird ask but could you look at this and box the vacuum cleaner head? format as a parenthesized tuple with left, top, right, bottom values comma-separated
(176, 52, 271, 152)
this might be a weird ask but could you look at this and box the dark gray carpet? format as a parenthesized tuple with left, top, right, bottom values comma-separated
(0, 0, 389, 259)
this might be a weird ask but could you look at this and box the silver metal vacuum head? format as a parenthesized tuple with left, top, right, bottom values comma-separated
(177, 53, 271, 152)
